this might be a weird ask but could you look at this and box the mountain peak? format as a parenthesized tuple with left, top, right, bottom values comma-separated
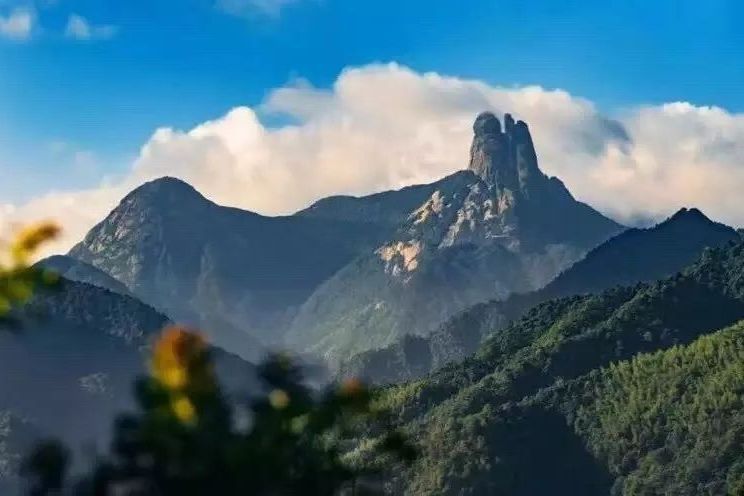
(667, 207, 707, 222)
(473, 111, 502, 137)
(119, 176, 209, 211)
(467, 112, 541, 189)
(129, 176, 200, 196)
(659, 208, 721, 230)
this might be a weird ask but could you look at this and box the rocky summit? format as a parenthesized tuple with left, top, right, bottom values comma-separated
(469, 111, 539, 190)
(285, 112, 623, 366)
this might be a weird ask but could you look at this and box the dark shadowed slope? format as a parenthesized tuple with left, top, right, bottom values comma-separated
(539, 207, 739, 299)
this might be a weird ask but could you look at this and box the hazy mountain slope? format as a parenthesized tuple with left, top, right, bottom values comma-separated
(0, 279, 257, 492)
(0, 279, 168, 491)
(36, 254, 132, 296)
(295, 172, 466, 228)
(377, 240, 744, 494)
(343, 208, 739, 383)
(287, 112, 622, 366)
(0, 412, 40, 495)
(68, 177, 391, 358)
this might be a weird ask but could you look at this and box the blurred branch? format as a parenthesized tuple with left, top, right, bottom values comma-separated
(0, 222, 60, 321)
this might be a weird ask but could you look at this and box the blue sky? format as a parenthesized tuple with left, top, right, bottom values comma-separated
(1, 0, 743, 206)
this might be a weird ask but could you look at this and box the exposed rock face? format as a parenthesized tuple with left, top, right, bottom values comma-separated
(286, 112, 623, 366)
(468, 112, 540, 192)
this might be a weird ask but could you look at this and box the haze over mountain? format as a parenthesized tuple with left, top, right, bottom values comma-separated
(0, 278, 257, 492)
(286, 112, 622, 365)
(67, 176, 393, 360)
(35, 255, 132, 297)
(0, 279, 167, 493)
(342, 207, 740, 383)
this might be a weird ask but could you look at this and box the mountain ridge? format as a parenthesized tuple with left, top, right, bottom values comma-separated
(341, 207, 740, 383)
(67, 175, 396, 358)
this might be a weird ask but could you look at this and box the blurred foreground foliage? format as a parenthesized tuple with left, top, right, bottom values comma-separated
(0, 222, 60, 319)
(23, 327, 415, 496)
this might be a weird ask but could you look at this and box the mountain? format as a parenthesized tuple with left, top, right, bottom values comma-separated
(286, 113, 622, 366)
(35, 255, 132, 296)
(342, 208, 740, 383)
(370, 240, 744, 494)
(538, 207, 739, 298)
(296, 177, 451, 228)
(0, 278, 257, 492)
(67, 177, 391, 359)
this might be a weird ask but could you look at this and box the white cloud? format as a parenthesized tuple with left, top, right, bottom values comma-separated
(65, 13, 117, 40)
(216, 0, 301, 18)
(3, 62, 744, 258)
(0, 7, 34, 40)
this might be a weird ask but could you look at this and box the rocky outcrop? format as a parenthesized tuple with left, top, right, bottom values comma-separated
(468, 112, 540, 192)
(286, 112, 624, 366)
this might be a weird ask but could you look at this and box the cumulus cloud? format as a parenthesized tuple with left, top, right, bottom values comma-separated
(2, 62, 744, 258)
(0, 7, 34, 40)
(65, 14, 117, 40)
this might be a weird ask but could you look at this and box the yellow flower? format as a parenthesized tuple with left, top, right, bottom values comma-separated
(161, 366, 188, 390)
(171, 395, 196, 424)
(151, 326, 214, 391)
(269, 389, 290, 410)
